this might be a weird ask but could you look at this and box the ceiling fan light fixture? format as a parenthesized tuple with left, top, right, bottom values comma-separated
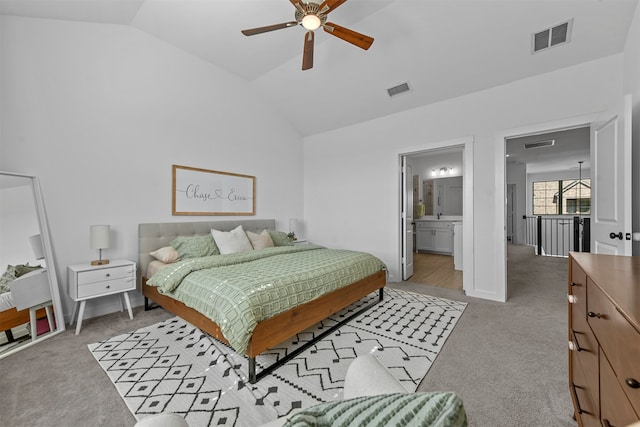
(302, 14, 321, 30)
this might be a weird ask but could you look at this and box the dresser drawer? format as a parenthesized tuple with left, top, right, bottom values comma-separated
(570, 302, 599, 409)
(569, 258, 587, 311)
(600, 352, 639, 426)
(77, 276, 135, 298)
(77, 265, 134, 286)
(571, 350, 600, 426)
(587, 278, 640, 415)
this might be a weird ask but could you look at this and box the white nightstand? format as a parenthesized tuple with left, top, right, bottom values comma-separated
(68, 259, 136, 335)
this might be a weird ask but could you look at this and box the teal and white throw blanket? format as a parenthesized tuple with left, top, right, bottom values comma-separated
(147, 245, 386, 354)
(282, 392, 468, 427)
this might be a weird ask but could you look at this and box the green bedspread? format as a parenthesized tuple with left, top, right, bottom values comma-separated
(147, 245, 386, 354)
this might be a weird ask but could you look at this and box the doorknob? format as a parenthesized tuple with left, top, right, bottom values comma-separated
(609, 232, 623, 240)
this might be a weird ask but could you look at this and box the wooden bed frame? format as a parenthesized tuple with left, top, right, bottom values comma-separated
(1, 306, 49, 342)
(138, 219, 386, 383)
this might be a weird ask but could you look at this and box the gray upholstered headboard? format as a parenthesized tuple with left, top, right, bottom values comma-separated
(138, 219, 276, 280)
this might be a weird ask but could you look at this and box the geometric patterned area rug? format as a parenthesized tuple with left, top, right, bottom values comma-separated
(88, 288, 466, 426)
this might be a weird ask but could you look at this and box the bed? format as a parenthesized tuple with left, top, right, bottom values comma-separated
(139, 219, 387, 383)
(1, 268, 54, 342)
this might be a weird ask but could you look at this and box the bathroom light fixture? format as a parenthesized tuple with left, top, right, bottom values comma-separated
(432, 167, 452, 176)
(90, 224, 110, 265)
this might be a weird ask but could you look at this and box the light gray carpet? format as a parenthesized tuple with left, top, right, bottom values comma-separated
(0, 245, 575, 426)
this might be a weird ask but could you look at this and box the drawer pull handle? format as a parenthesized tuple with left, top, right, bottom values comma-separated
(570, 383, 585, 415)
(106, 285, 111, 289)
(587, 311, 601, 319)
(626, 378, 640, 389)
(571, 281, 581, 287)
(105, 273, 111, 278)
(570, 330, 584, 352)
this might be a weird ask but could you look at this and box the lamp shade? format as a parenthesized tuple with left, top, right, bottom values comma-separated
(90, 225, 110, 250)
(29, 234, 45, 260)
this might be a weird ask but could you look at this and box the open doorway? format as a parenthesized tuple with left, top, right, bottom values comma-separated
(403, 147, 464, 291)
(505, 126, 590, 298)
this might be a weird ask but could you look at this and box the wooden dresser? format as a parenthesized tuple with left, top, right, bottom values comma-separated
(568, 252, 640, 427)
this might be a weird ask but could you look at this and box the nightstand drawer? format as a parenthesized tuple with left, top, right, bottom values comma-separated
(76, 265, 134, 285)
(77, 276, 135, 298)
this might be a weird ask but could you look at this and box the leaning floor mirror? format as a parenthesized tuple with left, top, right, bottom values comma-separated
(0, 171, 65, 358)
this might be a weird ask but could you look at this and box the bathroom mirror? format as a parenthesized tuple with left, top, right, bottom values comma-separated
(423, 176, 463, 217)
(0, 171, 65, 358)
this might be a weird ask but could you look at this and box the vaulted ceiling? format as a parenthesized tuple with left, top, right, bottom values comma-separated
(1, 0, 637, 137)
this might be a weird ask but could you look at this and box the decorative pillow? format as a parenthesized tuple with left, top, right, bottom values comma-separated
(170, 234, 219, 259)
(268, 230, 294, 247)
(0, 265, 17, 293)
(150, 246, 180, 263)
(282, 392, 467, 427)
(246, 230, 274, 250)
(14, 263, 43, 278)
(211, 225, 254, 254)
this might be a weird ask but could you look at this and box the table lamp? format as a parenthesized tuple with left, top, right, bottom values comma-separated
(90, 225, 110, 265)
(29, 234, 45, 260)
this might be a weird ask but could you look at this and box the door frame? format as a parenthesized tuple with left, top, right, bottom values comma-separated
(497, 112, 602, 301)
(397, 136, 474, 294)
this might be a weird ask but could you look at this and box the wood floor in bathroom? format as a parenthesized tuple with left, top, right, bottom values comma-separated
(410, 252, 463, 290)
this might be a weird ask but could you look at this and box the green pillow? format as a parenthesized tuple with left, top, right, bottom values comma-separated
(14, 263, 43, 278)
(170, 234, 219, 259)
(282, 392, 467, 427)
(0, 265, 17, 293)
(267, 230, 294, 247)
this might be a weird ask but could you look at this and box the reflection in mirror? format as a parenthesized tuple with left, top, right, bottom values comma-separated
(423, 176, 463, 217)
(0, 172, 65, 358)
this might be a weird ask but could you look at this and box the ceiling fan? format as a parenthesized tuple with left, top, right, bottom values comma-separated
(241, 0, 374, 71)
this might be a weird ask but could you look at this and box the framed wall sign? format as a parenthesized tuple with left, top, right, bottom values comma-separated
(172, 165, 255, 216)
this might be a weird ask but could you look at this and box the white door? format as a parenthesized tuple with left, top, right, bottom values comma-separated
(590, 95, 632, 255)
(402, 157, 414, 279)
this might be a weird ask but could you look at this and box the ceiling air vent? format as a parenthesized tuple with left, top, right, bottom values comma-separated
(524, 139, 555, 149)
(387, 82, 411, 97)
(532, 19, 573, 53)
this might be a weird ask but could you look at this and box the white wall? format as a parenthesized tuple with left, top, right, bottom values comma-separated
(623, 2, 640, 255)
(304, 55, 624, 301)
(0, 16, 304, 320)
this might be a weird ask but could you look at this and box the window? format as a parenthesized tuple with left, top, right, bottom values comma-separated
(532, 179, 591, 215)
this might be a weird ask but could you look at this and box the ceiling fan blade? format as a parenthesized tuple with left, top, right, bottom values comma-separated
(302, 30, 314, 70)
(318, 0, 348, 14)
(289, 0, 307, 13)
(323, 22, 374, 50)
(241, 21, 298, 36)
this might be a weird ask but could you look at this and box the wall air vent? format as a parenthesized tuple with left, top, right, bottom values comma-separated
(524, 139, 555, 149)
(532, 19, 573, 53)
(387, 82, 411, 97)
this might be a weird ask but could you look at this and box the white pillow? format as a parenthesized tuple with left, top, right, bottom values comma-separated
(149, 246, 180, 263)
(211, 225, 253, 254)
(246, 230, 274, 250)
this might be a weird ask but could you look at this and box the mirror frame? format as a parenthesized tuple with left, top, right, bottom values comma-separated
(0, 171, 65, 359)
